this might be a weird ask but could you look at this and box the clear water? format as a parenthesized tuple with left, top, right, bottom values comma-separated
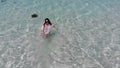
(0, 0, 120, 68)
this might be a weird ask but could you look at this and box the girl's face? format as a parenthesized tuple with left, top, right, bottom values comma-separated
(45, 20, 48, 22)
(45, 20, 49, 25)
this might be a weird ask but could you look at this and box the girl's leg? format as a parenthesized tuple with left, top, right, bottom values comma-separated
(46, 33, 50, 38)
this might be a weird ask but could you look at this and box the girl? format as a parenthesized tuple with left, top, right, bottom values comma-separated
(41, 18, 57, 38)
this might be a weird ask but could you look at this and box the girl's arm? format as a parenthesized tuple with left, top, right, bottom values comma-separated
(41, 25, 44, 35)
(52, 25, 58, 30)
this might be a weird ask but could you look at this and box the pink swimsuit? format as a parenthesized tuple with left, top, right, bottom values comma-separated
(41, 24, 53, 34)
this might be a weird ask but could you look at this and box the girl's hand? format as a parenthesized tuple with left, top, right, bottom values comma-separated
(53, 25, 58, 30)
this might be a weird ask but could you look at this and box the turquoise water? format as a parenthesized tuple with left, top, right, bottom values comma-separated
(0, 0, 120, 68)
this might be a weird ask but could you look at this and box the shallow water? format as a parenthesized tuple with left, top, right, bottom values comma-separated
(0, 0, 120, 68)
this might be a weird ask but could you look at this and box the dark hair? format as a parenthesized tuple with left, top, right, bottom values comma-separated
(43, 18, 52, 26)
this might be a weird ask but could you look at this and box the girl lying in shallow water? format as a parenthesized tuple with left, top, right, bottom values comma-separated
(41, 18, 58, 38)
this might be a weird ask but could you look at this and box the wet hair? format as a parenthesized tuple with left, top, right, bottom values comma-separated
(43, 18, 52, 26)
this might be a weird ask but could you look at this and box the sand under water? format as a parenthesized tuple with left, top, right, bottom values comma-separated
(0, 0, 120, 68)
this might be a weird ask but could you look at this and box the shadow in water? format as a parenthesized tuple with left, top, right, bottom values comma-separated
(1, 0, 7, 3)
